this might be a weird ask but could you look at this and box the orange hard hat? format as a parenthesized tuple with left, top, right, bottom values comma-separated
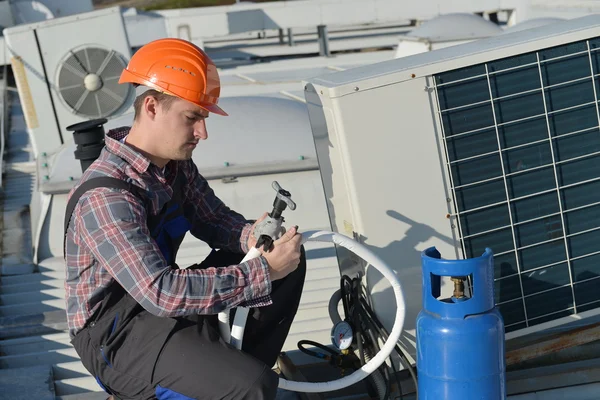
(119, 38, 227, 116)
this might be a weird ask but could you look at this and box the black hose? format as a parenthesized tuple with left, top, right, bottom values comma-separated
(295, 273, 417, 398)
(351, 278, 367, 365)
(382, 363, 391, 400)
(297, 340, 339, 362)
(341, 276, 353, 319)
(358, 297, 418, 394)
(363, 310, 404, 400)
(341, 274, 416, 395)
(348, 275, 392, 400)
(364, 323, 393, 400)
(389, 350, 404, 400)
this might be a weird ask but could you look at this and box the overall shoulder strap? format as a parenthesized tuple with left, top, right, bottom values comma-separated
(64, 177, 147, 247)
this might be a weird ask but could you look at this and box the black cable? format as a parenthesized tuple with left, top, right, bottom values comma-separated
(359, 297, 418, 394)
(359, 320, 390, 399)
(341, 276, 353, 319)
(360, 306, 413, 399)
(363, 310, 404, 400)
(294, 276, 356, 364)
(350, 277, 367, 366)
(382, 363, 391, 400)
(340, 273, 411, 392)
(389, 351, 404, 400)
(297, 340, 339, 362)
(297, 273, 415, 399)
(364, 322, 394, 400)
(345, 275, 391, 400)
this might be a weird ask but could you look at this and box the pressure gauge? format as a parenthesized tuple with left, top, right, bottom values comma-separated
(331, 321, 353, 350)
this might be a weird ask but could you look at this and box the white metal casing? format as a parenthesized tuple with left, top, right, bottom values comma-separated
(3, 6, 133, 159)
(395, 13, 503, 58)
(8, 0, 93, 24)
(0, 0, 95, 67)
(121, 7, 169, 49)
(0, 1, 15, 30)
(303, 14, 600, 366)
(304, 76, 458, 367)
(153, 0, 527, 43)
(0, 0, 93, 29)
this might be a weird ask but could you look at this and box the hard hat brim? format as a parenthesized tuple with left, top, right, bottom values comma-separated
(200, 102, 228, 117)
(119, 70, 229, 116)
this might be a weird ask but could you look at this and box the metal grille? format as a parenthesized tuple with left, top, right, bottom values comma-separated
(434, 38, 600, 333)
(57, 47, 130, 118)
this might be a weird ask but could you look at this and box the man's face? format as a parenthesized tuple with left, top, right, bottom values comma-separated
(153, 97, 210, 161)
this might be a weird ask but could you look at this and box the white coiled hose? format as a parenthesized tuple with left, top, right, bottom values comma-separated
(218, 230, 406, 393)
(217, 247, 262, 348)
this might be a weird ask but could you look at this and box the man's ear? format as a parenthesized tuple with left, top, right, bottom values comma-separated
(143, 96, 159, 121)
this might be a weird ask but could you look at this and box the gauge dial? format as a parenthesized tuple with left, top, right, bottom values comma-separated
(331, 321, 353, 350)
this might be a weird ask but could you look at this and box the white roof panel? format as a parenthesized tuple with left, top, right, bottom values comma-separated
(215, 49, 396, 98)
(407, 13, 502, 42)
(502, 17, 567, 34)
(307, 14, 600, 96)
(220, 74, 256, 85)
(191, 96, 317, 174)
(42, 95, 319, 194)
(243, 67, 339, 83)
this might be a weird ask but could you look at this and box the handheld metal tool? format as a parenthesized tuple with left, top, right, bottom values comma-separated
(253, 181, 297, 252)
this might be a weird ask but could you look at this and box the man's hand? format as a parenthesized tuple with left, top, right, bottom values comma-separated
(262, 226, 302, 281)
(247, 212, 268, 250)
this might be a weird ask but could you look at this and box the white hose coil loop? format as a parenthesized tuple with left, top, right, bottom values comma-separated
(218, 247, 262, 346)
(219, 230, 406, 393)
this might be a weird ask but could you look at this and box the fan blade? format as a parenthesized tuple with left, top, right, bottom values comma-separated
(100, 85, 127, 103)
(96, 50, 116, 76)
(62, 61, 86, 79)
(84, 48, 93, 74)
(74, 89, 91, 112)
(95, 92, 102, 118)
(70, 50, 89, 74)
(59, 82, 86, 91)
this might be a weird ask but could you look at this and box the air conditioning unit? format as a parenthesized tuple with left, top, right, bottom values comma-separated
(3, 6, 134, 157)
(8, 0, 94, 24)
(304, 14, 600, 367)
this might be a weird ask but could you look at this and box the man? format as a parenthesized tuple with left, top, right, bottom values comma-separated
(64, 38, 306, 400)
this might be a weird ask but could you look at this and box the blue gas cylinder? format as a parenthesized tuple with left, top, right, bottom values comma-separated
(416, 247, 506, 399)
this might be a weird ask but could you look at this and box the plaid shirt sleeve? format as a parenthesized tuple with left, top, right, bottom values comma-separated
(182, 160, 273, 307)
(182, 160, 252, 253)
(75, 188, 272, 317)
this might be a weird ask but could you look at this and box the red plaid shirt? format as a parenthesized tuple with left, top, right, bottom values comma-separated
(65, 127, 272, 337)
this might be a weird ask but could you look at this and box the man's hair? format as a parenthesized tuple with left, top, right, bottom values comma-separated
(133, 89, 178, 120)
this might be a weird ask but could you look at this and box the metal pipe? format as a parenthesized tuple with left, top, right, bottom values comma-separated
(506, 321, 600, 366)
(66, 118, 107, 173)
(317, 25, 330, 57)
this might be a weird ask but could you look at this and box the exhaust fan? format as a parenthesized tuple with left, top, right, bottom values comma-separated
(57, 45, 130, 119)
